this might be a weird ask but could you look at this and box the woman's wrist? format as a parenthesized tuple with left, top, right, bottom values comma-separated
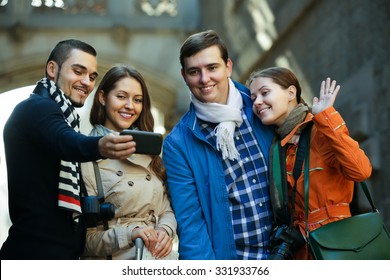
(156, 226, 170, 237)
(129, 226, 140, 243)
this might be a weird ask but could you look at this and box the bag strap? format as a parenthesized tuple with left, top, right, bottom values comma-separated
(271, 141, 290, 225)
(292, 122, 313, 182)
(302, 131, 311, 237)
(92, 161, 112, 260)
(81, 161, 105, 199)
(92, 161, 105, 200)
(270, 122, 313, 227)
(356, 181, 378, 212)
(302, 137, 378, 237)
(290, 122, 313, 227)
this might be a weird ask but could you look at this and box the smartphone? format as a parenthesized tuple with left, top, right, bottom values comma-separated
(120, 130, 163, 155)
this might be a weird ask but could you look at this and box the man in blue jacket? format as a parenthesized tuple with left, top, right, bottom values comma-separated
(0, 39, 136, 259)
(162, 30, 275, 259)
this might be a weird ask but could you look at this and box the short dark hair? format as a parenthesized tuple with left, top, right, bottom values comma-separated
(179, 30, 229, 69)
(246, 67, 303, 103)
(45, 39, 97, 77)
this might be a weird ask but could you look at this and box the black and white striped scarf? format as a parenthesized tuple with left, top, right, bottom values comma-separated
(39, 78, 82, 220)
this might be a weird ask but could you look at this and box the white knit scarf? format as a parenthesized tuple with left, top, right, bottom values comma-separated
(191, 78, 243, 161)
(39, 78, 82, 221)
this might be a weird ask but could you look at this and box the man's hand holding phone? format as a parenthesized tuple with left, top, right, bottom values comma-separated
(98, 133, 136, 159)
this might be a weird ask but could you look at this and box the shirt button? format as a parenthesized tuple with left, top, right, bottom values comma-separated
(245, 157, 249, 162)
(145, 174, 152, 181)
(116, 170, 123, 176)
(236, 136, 240, 140)
(252, 178, 257, 183)
(259, 202, 263, 207)
(128, 181, 134, 186)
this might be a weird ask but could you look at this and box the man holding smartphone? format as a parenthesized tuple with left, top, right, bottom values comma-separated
(0, 39, 136, 259)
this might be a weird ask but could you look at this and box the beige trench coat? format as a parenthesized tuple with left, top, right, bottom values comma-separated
(81, 154, 177, 260)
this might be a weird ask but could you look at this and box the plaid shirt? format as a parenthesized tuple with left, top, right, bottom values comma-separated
(200, 112, 273, 259)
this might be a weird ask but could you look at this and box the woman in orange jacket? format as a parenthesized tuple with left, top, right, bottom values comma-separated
(246, 67, 372, 259)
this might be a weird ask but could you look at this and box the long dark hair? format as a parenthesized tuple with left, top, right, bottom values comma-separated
(90, 65, 166, 184)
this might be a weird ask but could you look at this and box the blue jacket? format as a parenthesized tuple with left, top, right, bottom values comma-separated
(162, 81, 274, 259)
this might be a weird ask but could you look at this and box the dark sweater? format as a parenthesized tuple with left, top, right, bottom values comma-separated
(0, 83, 101, 259)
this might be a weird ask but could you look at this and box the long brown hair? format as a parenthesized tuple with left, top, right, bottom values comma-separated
(246, 67, 303, 103)
(90, 64, 166, 184)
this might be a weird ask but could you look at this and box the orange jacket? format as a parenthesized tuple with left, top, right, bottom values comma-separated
(281, 107, 372, 259)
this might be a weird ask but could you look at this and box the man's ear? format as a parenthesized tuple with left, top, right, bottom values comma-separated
(46, 61, 58, 80)
(226, 58, 233, 78)
(181, 68, 190, 85)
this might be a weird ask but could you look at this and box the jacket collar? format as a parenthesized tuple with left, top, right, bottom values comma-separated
(128, 154, 152, 169)
(33, 79, 51, 98)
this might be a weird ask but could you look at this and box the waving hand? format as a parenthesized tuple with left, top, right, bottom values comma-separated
(312, 77, 341, 115)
